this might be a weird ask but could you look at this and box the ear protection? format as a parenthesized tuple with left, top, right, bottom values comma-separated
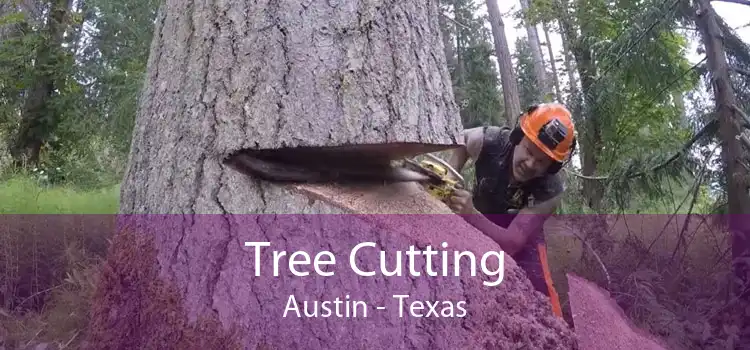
(508, 104, 577, 174)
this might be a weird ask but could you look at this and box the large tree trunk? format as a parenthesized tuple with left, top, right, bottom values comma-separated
(85, 1, 577, 349)
(485, 0, 521, 125)
(519, 0, 550, 101)
(695, 0, 750, 345)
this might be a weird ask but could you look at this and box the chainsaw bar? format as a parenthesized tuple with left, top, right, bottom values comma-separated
(224, 149, 431, 184)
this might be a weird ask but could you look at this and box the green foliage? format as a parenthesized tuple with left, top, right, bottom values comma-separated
(458, 42, 504, 127)
(550, 0, 702, 212)
(0, 17, 39, 129)
(513, 37, 542, 108)
(441, 0, 504, 128)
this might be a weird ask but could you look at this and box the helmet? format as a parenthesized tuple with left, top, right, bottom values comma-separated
(509, 103, 577, 173)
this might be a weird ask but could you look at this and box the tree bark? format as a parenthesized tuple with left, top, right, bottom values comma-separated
(559, 27, 578, 103)
(694, 0, 750, 345)
(118, 0, 466, 214)
(519, 0, 550, 101)
(85, 1, 577, 349)
(542, 22, 563, 102)
(555, 0, 602, 211)
(485, 0, 521, 125)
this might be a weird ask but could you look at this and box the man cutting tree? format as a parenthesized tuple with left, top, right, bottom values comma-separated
(445, 103, 577, 319)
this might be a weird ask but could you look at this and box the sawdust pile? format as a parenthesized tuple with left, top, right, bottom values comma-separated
(84, 182, 578, 349)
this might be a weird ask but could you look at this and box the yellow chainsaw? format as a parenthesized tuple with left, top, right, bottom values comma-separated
(401, 153, 465, 203)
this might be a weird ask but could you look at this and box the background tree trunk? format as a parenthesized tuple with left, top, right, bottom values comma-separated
(519, 0, 550, 102)
(438, 4, 457, 73)
(560, 31, 578, 103)
(10, 0, 72, 166)
(542, 22, 563, 102)
(85, 1, 576, 349)
(485, 0, 521, 125)
(694, 0, 750, 345)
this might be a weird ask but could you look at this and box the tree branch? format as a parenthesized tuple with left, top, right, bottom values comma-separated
(731, 66, 750, 78)
(712, 0, 750, 6)
(732, 104, 750, 127)
(566, 119, 719, 181)
(440, 12, 471, 30)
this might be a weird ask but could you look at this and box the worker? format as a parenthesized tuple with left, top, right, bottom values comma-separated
(445, 103, 577, 319)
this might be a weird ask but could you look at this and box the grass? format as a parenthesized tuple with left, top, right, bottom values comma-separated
(0, 176, 120, 214)
(0, 175, 118, 349)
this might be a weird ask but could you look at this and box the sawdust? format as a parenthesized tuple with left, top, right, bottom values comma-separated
(292, 182, 578, 349)
(567, 273, 669, 350)
(292, 182, 455, 214)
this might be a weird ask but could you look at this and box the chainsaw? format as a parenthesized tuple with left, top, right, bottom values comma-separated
(399, 153, 465, 202)
(223, 147, 465, 203)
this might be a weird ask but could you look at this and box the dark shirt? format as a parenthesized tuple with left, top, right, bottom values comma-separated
(470, 125, 564, 295)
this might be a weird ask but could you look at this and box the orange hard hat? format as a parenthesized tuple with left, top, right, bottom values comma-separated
(519, 103, 576, 162)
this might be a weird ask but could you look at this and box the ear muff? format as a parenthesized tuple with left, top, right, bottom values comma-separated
(509, 125, 524, 145)
(547, 135, 577, 174)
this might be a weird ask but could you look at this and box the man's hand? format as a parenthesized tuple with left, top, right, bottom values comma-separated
(447, 189, 476, 215)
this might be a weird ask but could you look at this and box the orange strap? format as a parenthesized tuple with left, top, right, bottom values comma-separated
(537, 243, 563, 318)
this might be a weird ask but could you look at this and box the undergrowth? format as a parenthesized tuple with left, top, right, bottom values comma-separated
(546, 213, 736, 350)
(0, 175, 118, 349)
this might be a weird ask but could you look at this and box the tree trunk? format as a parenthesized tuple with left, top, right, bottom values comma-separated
(519, 0, 550, 101)
(542, 22, 563, 102)
(454, 0, 466, 87)
(560, 28, 578, 103)
(695, 0, 750, 345)
(10, 0, 71, 166)
(485, 0, 521, 125)
(555, 1, 602, 211)
(85, 1, 577, 349)
(438, 4, 456, 73)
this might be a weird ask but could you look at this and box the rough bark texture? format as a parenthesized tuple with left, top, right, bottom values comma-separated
(485, 0, 521, 125)
(92, 0, 581, 349)
(694, 0, 750, 345)
(120, 0, 464, 214)
(519, 0, 550, 100)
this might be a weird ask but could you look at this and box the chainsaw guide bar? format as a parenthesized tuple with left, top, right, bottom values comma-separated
(223, 145, 465, 205)
(224, 148, 432, 184)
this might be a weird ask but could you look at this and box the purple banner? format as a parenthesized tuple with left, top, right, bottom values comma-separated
(0, 213, 739, 349)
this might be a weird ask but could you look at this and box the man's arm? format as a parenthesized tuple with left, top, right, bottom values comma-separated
(458, 178, 564, 255)
(447, 127, 484, 174)
(502, 177, 565, 252)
